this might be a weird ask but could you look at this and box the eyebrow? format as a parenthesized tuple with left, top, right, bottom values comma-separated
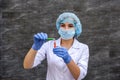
(60, 23, 73, 25)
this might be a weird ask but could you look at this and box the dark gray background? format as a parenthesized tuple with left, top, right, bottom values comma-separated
(0, 0, 120, 80)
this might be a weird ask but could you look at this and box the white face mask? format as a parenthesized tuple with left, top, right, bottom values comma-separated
(58, 27, 75, 40)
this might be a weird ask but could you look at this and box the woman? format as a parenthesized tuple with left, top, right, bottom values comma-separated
(23, 12, 89, 80)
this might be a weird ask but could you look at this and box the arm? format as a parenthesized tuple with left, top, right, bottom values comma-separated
(23, 48, 37, 69)
(53, 47, 80, 80)
(77, 45, 89, 79)
(67, 60, 80, 80)
(23, 32, 48, 69)
(53, 46, 89, 80)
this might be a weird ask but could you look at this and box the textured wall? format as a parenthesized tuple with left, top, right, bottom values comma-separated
(0, 0, 120, 80)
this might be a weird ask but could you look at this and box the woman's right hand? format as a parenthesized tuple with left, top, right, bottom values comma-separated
(32, 32, 48, 50)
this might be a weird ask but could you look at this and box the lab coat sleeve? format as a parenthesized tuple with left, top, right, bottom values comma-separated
(32, 42, 48, 68)
(77, 45, 89, 80)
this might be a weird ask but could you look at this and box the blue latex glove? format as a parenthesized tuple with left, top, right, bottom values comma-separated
(32, 32, 48, 50)
(53, 47, 72, 64)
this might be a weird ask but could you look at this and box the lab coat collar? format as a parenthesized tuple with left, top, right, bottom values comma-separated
(72, 38, 80, 49)
(55, 38, 80, 49)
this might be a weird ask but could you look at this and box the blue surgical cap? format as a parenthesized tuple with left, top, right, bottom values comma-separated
(56, 12, 82, 37)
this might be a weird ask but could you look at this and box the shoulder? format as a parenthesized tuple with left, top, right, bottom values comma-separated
(74, 39, 89, 56)
(74, 39, 89, 49)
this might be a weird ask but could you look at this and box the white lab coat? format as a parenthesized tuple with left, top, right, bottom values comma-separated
(32, 38, 89, 80)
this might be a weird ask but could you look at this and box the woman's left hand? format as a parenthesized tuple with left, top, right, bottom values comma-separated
(53, 47, 72, 64)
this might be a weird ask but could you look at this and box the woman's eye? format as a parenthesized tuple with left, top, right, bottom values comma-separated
(69, 24, 74, 28)
(61, 24, 65, 27)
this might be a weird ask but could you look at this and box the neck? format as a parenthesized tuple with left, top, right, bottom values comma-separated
(61, 38, 74, 49)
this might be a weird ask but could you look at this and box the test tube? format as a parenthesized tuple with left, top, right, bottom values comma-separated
(47, 38, 55, 41)
(54, 41, 56, 48)
(46, 38, 56, 48)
